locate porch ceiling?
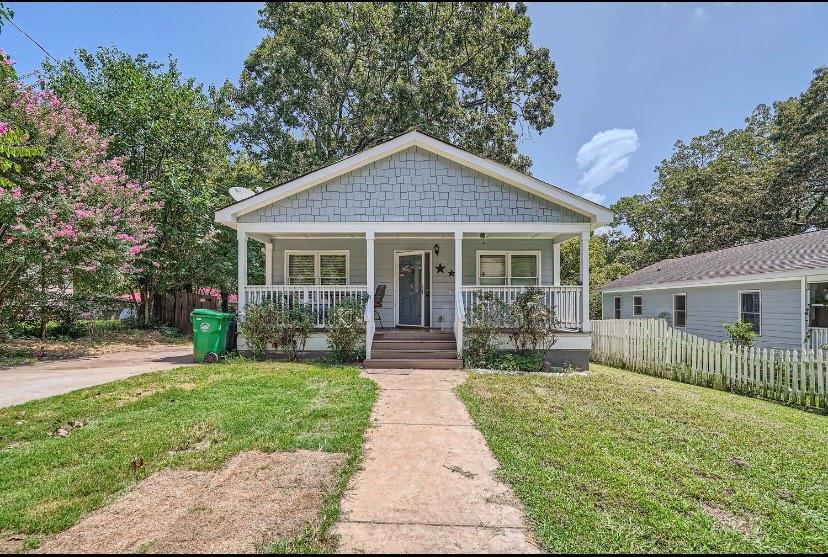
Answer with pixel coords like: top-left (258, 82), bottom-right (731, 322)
top-left (249, 232), bottom-right (581, 243)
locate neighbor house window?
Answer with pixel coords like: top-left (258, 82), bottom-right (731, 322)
top-left (286, 251), bottom-right (348, 285)
top-left (476, 251), bottom-right (540, 286)
top-left (614, 296), bottom-right (622, 319)
top-left (673, 293), bottom-right (686, 328)
top-left (739, 290), bottom-right (761, 335)
top-left (633, 295), bottom-right (643, 316)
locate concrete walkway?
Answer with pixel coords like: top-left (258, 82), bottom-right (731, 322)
top-left (334, 369), bottom-right (539, 554)
top-left (0, 345), bottom-right (192, 408)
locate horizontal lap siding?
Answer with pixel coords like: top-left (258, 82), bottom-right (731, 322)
top-left (602, 280), bottom-right (803, 349)
top-left (270, 238), bottom-right (560, 329)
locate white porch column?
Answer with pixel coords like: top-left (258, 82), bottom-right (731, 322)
top-left (580, 230), bottom-right (591, 332)
top-left (366, 232), bottom-right (375, 310)
top-left (237, 230), bottom-right (248, 316)
top-left (454, 231), bottom-right (463, 299)
top-left (264, 241), bottom-right (273, 286)
top-left (454, 232), bottom-right (464, 355)
top-left (553, 241), bottom-right (561, 286)
top-left (365, 232), bottom-right (375, 359)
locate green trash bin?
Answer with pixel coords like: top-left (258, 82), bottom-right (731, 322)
top-left (191, 308), bottom-right (234, 363)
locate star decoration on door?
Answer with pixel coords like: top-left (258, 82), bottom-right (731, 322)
top-left (435, 263), bottom-right (446, 274)
top-left (448, 269), bottom-right (455, 277)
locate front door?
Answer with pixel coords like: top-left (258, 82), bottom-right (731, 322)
top-left (396, 251), bottom-right (429, 327)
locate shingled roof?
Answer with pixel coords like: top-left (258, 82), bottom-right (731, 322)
top-left (601, 229), bottom-right (828, 291)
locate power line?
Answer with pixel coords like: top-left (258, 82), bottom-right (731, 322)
top-left (5, 15), bottom-right (58, 63)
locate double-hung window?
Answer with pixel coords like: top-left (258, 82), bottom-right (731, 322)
top-left (614, 296), bottom-right (622, 319)
top-left (476, 251), bottom-right (540, 286)
top-left (633, 295), bottom-right (643, 316)
top-left (673, 293), bottom-right (687, 328)
top-left (739, 290), bottom-right (761, 335)
top-left (286, 251), bottom-right (349, 285)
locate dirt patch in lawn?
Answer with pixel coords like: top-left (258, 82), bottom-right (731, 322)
top-left (699, 501), bottom-right (759, 539)
top-left (34, 450), bottom-right (347, 554)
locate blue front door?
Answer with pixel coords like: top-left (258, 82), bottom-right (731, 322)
top-left (398, 253), bottom-right (423, 326)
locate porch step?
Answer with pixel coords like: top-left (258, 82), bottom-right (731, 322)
top-left (367, 328), bottom-right (460, 369)
top-left (371, 349), bottom-right (458, 360)
top-left (373, 330), bottom-right (455, 341)
top-left (364, 358), bottom-right (463, 370)
top-left (372, 340), bottom-right (457, 351)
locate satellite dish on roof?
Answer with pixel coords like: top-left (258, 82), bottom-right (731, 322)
top-left (229, 186), bottom-right (256, 201)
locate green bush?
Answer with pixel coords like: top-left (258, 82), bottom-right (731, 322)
top-left (274, 304), bottom-right (313, 361)
top-left (238, 301), bottom-right (312, 361)
top-left (486, 351), bottom-right (546, 372)
top-left (507, 288), bottom-right (559, 371)
top-left (723, 321), bottom-right (757, 348)
top-left (326, 296), bottom-right (368, 363)
top-left (463, 292), bottom-right (506, 368)
top-left (237, 303), bottom-right (276, 360)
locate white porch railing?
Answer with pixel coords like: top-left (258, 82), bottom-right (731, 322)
top-left (810, 327), bottom-right (828, 350)
top-left (244, 285), bottom-right (369, 328)
top-left (461, 285), bottom-right (583, 331)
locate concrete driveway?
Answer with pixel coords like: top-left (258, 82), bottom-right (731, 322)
top-left (334, 369), bottom-right (539, 554)
top-left (0, 345), bottom-right (193, 408)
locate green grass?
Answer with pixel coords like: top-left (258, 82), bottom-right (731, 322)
top-left (458, 364), bottom-right (828, 553)
top-left (0, 360), bottom-right (377, 551)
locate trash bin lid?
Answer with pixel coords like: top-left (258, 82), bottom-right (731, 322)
top-left (191, 308), bottom-right (234, 319)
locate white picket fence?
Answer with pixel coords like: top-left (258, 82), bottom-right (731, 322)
top-left (591, 319), bottom-right (828, 411)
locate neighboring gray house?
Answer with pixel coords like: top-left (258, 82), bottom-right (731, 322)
top-left (215, 131), bottom-right (614, 369)
top-left (600, 230), bottom-right (828, 350)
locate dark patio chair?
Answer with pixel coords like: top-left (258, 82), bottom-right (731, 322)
top-left (373, 284), bottom-right (387, 329)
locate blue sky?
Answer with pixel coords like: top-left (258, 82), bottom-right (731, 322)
top-left (3, 2), bottom-right (827, 206)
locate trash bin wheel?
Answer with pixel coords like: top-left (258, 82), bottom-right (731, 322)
top-left (204, 352), bottom-right (220, 364)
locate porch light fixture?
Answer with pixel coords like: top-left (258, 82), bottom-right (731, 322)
top-left (433, 244), bottom-right (440, 256)
top-left (480, 232), bottom-right (486, 245)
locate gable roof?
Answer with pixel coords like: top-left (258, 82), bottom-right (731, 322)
top-left (601, 229), bottom-right (828, 292)
top-left (215, 130), bottom-right (613, 227)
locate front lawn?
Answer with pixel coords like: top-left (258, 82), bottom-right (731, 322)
top-left (458, 364), bottom-right (828, 553)
top-left (0, 360), bottom-right (377, 552)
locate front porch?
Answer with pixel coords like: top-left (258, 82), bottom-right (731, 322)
top-left (235, 225), bottom-right (593, 362)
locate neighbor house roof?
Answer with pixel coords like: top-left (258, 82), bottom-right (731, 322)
top-left (215, 130), bottom-right (614, 227)
top-left (600, 229), bottom-right (828, 292)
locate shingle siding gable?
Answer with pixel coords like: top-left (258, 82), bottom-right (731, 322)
top-left (238, 146), bottom-right (589, 223)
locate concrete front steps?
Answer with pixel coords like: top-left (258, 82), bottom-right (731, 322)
top-left (364, 329), bottom-right (463, 369)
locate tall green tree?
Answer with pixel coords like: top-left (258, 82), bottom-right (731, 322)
top-left (773, 67), bottom-right (828, 230)
top-left (235, 2), bottom-right (559, 179)
top-left (609, 67), bottom-right (827, 269)
top-left (44, 48), bottom-right (236, 322)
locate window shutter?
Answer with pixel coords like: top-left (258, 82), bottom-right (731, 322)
top-left (320, 254), bottom-right (347, 285)
top-left (479, 254), bottom-right (506, 285)
top-left (288, 254), bottom-right (316, 285)
top-left (510, 254), bottom-right (538, 285)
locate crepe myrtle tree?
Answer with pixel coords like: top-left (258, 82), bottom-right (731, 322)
top-left (0, 55), bottom-right (154, 335)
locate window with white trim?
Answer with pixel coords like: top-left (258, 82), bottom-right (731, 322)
top-left (286, 251), bottom-right (348, 285)
top-left (614, 296), bottom-right (621, 319)
top-left (673, 293), bottom-right (686, 328)
top-left (476, 251), bottom-right (540, 286)
top-left (739, 291), bottom-right (761, 335)
top-left (633, 295), bottom-right (643, 316)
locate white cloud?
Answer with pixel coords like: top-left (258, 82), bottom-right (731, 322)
top-left (575, 128), bottom-right (639, 202)
top-left (693, 6), bottom-right (708, 23)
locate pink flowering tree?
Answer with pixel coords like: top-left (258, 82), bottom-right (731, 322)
top-left (0, 51), bottom-right (154, 335)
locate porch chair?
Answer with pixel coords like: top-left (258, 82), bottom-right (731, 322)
top-left (373, 284), bottom-right (387, 329)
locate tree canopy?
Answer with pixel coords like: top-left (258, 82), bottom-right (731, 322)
top-left (234, 1), bottom-right (560, 180)
top-left (609, 67), bottom-right (828, 269)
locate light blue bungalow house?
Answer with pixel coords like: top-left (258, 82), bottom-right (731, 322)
top-left (215, 131), bottom-right (614, 369)
top-left (600, 230), bottom-right (828, 350)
